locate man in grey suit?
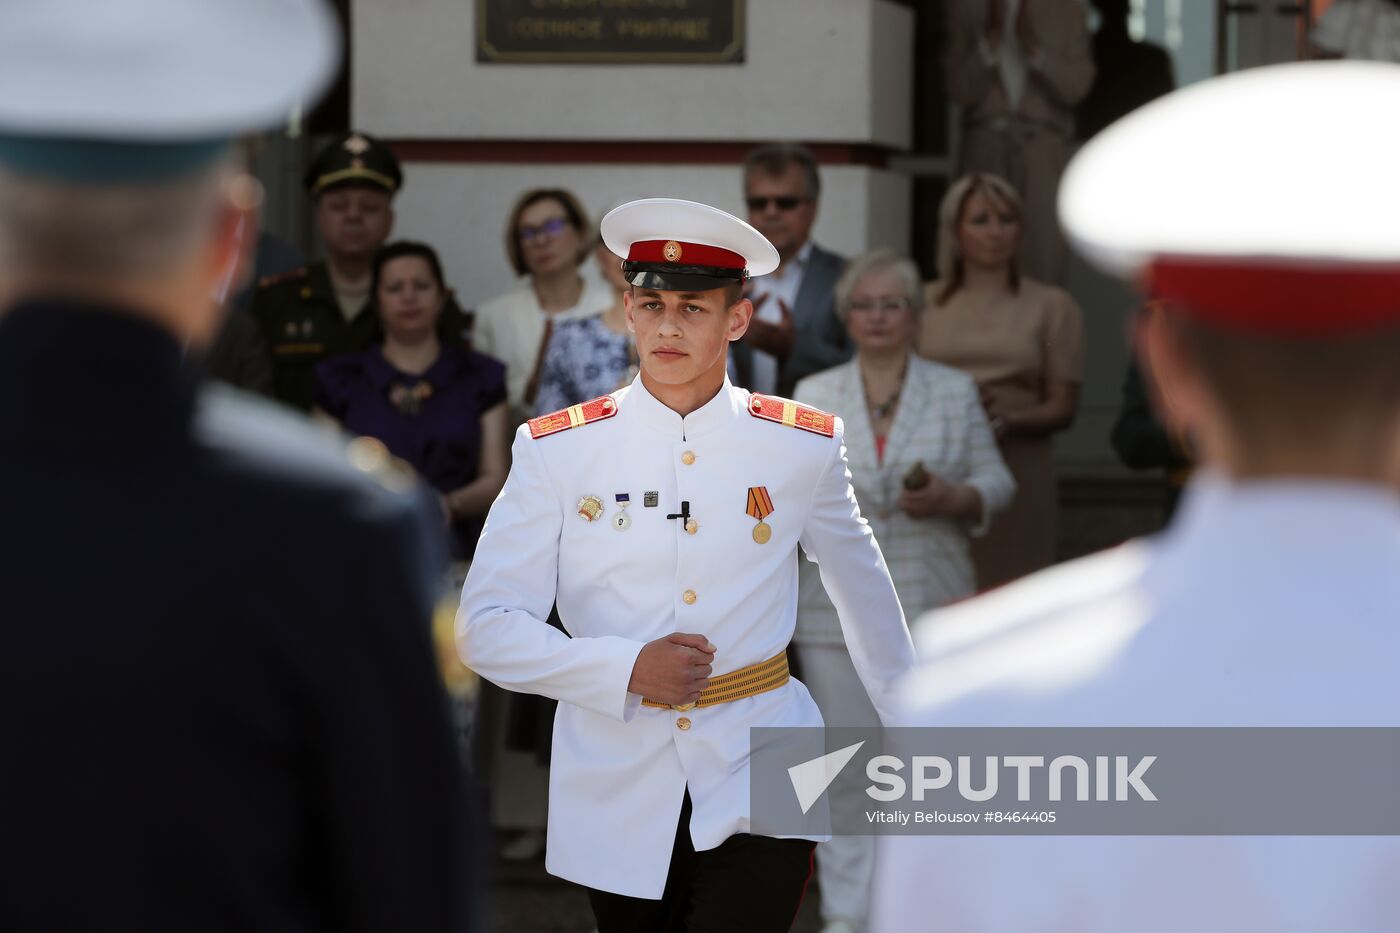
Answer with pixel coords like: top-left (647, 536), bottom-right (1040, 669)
top-left (738, 143), bottom-right (850, 398)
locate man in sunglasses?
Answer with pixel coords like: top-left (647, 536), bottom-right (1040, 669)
top-left (739, 143), bottom-right (850, 398)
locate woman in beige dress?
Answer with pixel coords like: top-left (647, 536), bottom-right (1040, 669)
top-left (918, 172), bottom-right (1085, 588)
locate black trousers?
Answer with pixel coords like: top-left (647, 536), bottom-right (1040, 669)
top-left (587, 791), bottom-right (817, 933)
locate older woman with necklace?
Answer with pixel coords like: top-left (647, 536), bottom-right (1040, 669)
top-left (792, 249), bottom-right (1014, 933)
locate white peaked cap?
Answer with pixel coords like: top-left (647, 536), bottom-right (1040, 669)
top-left (602, 198), bottom-right (781, 282)
top-left (1059, 60), bottom-right (1400, 333)
top-left (0, 0), bottom-right (339, 139)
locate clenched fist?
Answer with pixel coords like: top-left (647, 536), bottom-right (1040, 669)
top-left (628, 633), bottom-right (716, 706)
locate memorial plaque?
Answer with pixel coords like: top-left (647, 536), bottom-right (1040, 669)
top-left (477, 0), bottom-right (744, 63)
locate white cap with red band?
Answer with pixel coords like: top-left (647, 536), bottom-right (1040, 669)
top-left (1059, 60), bottom-right (1400, 334)
top-left (601, 198), bottom-right (780, 292)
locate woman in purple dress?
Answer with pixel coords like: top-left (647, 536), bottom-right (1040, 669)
top-left (315, 242), bottom-right (508, 559)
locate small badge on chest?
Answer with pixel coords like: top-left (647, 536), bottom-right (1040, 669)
top-left (577, 495), bottom-right (604, 522)
top-left (612, 493), bottom-right (632, 531)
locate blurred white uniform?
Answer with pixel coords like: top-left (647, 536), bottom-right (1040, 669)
top-left (874, 59), bottom-right (1400, 932)
top-left (871, 475), bottom-right (1400, 932)
top-left (459, 375), bottom-right (916, 898)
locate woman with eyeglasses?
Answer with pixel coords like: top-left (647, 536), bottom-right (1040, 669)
top-left (532, 240), bottom-right (638, 417)
top-left (472, 188), bottom-right (614, 424)
top-left (792, 249), bottom-right (1014, 933)
top-left (918, 172), bottom-right (1085, 589)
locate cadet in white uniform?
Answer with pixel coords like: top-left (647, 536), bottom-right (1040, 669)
top-left (458, 199), bottom-right (917, 931)
top-left (871, 62), bottom-right (1400, 932)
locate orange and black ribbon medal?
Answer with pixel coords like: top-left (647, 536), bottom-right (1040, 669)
top-left (746, 486), bottom-right (774, 544)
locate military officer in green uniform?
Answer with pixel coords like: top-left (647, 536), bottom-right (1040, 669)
top-left (252, 130), bottom-right (472, 410)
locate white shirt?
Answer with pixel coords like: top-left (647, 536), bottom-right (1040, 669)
top-left (998, 0), bottom-right (1027, 110)
top-left (870, 473), bottom-right (1400, 933)
top-left (457, 375), bottom-right (916, 898)
top-left (743, 240), bottom-right (812, 396)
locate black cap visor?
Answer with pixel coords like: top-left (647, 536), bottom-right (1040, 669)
top-left (623, 262), bottom-right (747, 293)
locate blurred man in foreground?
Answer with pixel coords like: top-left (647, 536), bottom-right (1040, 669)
top-left (872, 61), bottom-right (1400, 932)
top-left (0, 1), bottom-right (478, 930)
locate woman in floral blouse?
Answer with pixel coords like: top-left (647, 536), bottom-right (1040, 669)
top-left (533, 241), bottom-right (637, 415)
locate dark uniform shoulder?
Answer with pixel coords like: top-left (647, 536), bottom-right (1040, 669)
top-left (257, 265), bottom-right (308, 290)
top-left (193, 384), bottom-right (422, 510)
top-left (526, 394), bottom-right (619, 440)
top-left (249, 265), bottom-right (319, 325)
top-left (746, 392), bottom-right (836, 437)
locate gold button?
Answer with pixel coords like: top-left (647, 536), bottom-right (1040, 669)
top-left (676, 717), bottom-right (692, 731)
top-left (681, 450), bottom-right (696, 465)
top-left (685, 518), bottom-right (698, 535)
top-left (682, 589), bottom-right (697, 605)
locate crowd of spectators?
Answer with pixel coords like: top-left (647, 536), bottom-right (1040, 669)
top-left (191, 10), bottom-right (1211, 922)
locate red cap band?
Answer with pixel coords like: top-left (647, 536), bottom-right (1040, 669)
top-left (627, 240), bottom-right (746, 270)
top-left (1147, 257), bottom-right (1400, 335)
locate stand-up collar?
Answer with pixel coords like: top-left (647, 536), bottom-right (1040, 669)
top-left (624, 373), bottom-right (744, 441)
top-left (0, 299), bottom-right (196, 449)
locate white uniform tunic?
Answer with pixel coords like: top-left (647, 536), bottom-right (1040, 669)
top-left (871, 473), bottom-right (1400, 932)
top-left (459, 375), bottom-right (916, 898)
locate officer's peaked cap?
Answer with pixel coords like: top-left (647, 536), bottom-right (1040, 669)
top-left (602, 198), bottom-right (781, 292)
top-left (1060, 60), bottom-right (1400, 334)
top-left (0, 0), bottom-right (339, 182)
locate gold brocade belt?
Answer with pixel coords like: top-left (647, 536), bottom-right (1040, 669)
top-left (642, 651), bottom-right (790, 712)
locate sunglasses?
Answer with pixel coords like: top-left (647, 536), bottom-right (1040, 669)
top-left (519, 216), bottom-right (573, 243)
top-left (745, 196), bottom-right (809, 212)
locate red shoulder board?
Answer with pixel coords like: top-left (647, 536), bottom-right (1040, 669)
top-left (747, 394), bottom-right (835, 437)
top-left (528, 395), bottom-right (619, 440)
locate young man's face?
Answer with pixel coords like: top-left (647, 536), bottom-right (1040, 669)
top-left (625, 284), bottom-right (751, 389)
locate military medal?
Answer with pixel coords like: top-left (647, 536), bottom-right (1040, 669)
top-left (746, 486), bottom-right (774, 544)
top-left (612, 493), bottom-right (632, 531)
top-left (577, 495), bottom-right (604, 522)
